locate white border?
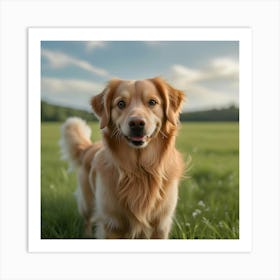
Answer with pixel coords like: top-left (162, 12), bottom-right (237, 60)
top-left (28, 27), bottom-right (252, 253)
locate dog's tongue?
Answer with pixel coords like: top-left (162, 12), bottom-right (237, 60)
top-left (130, 136), bottom-right (144, 141)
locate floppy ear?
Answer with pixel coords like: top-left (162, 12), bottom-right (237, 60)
top-left (91, 89), bottom-right (109, 129)
top-left (150, 77), bottom-right (185, 126)
top-left (91, 79), bottom-right (122, 129)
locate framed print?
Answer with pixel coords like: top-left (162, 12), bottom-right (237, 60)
top-left (28, 27), bottom-right (252, 253)
top-left (1, 1), bottom-right (279, 280)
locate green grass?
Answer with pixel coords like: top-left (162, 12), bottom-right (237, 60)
top-left (41, 122), bottom-right (239, 239)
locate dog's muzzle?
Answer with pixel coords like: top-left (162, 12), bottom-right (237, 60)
top-left (126, 117), bottom-right (147, 147)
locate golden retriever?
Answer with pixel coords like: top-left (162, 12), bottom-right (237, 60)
top-left (60, 77), bottom-right (185, 239)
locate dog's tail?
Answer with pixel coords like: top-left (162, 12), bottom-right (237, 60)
top-left (59, 117), bottom-right (92, 171)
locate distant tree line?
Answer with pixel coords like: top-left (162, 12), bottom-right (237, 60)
top-left (41, 101), bottom-right (97, 122)
top-left (180, 105), bottom-right (239, 122)
top-left (41, 101), bottom-right (239, 122)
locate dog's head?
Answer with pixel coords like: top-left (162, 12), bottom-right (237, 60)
top-left (91, 77), bottom-right (184, 149)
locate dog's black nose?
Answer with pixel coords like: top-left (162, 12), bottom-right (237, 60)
top-left (128, 117), bottom-right (145, 129)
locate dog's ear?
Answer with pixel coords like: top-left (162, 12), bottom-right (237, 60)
top-left (150, 77), bottom-right (185, 126)
top-left (91, 79), bottom-right (122, 129)
top-left (91, 89), bottom-right (109, 129)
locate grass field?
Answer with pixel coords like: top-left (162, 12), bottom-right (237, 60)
top-left (41, 121), bottom-right (239, 239)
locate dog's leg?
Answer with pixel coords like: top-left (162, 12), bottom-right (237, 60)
top-left (151, 216), bottom-right (173, 239)
top-left (151, 180), bottom-right (179, 239)
top-left (95, 223), bottom-right (124, 239)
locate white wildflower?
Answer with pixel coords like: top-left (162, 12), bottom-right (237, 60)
top-left (192, 209), bottom-right (202, 218)
top-left (198, 200), bottom-right (206, 208)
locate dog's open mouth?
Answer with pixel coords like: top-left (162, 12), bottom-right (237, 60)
top-left (125, 135), bottom-right (147, 147)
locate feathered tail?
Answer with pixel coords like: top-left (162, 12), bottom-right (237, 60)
top-left (59, 117), bottom-right (92, 171)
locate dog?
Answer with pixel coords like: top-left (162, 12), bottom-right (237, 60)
top-left (60, 77), bottom-right (185, 239)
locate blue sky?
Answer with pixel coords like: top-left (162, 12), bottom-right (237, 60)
top-left (41, 41), bottom-right (239, 112)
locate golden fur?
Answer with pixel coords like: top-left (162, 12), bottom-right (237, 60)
top-left (60, 77), bottom-right (185, 239)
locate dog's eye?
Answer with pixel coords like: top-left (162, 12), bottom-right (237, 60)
top-left (117, 100), bottom-right (126, 109)
top-left (148, 99), bottom-right (157, 107)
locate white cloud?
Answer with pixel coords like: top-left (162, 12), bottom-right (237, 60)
top-left (169, 57), bottom-right (239, 111)
top-left (208, 57), bottom-right (239, 80)
top-left (41, 77), bottom-right (104, 110)
top-left (171, 57), bottom-right (238, 85)
top-left (42, 77), bottom-right (103, 93)
top-left (171, 65), bottom-right (203, 85)
top-left (85, 41), bottom-right (106, 52)
top-left (184, 84), bottom-right (238, 111)
top-left (41, 49), bottom-right (110, 77)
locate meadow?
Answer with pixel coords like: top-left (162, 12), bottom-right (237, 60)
top-left (41, 122), bottom-right (239, 239)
